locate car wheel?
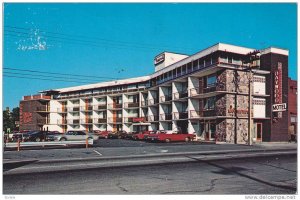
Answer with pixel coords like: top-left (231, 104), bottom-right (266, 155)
top-left (87, 137), bottom-right (92, 140)
top-left (36, 138), bottom-right (41, 142)
top-left (60, 138), bottom-right (66, 141)
top-left (184, 137), bottom-right (190, 142)
top-left (165, 138), bottom-right (171, 143)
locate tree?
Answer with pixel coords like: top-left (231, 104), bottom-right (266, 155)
top-left (11, 107), bottom-right (20, 131)
top-left (3, 107), bottom-right (20, 133)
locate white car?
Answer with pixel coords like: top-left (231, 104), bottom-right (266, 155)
top-left (54, 131), bottom-right (97, 141)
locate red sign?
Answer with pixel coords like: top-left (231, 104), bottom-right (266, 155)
top-left (274, 62), bottom-right (282, 104)
top-left (133, 117), bottom-right (145, 123)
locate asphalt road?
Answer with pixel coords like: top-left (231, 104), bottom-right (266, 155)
top-left (5, 139), bottom-right (293, 161)
top-left (3, 154), bottom-right (297, 195)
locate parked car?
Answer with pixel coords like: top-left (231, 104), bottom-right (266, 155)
top-left (146, 132), bottom-right (196, 143)
top-left (45, 131), bottom-right (63, 141)
top-left (93, 130), bottom-right (111, 139)
top-left (133, 131), bottom-right (156, 140)
top-left (12, 131), bottom-right (35, 142)
top-left (107, 131), bottom-right (127, 139)
top-left (54, 131), bottom-right (95, 141)
top-left (124, 131), bottom-right (138, 140)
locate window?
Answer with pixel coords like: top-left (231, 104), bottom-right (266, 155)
top-left (207, 75), bottom-right (217, 87)
top-left (204, 97), bottom-right (215, 109)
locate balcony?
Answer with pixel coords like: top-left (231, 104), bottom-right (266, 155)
top-left (68, 107), bottom-right (80, 112)
top-left (148, 115), bottom-right (159, 122)
top-left (37, 119), bottom-right (49, 124)
top-left (94, 104), bottom-right (107, 110)
top-left (159, 113), bottom-right (172, 121)
top-left (107, 117), bottom-right (123, 123)
top-left (160, 95), bottom-right (172, 103)
top-left (173, 91), bottom-right (188, 100)
top-left (173, 112), bottom-right (188, 120)
top-left (23, 94), bottom-right (51, 101)
top-left (94, 118), bottom-right (107, 124)
top-left (67, 119), bottom-right (80, 125)
top-left (189, 109), bottom-right (216, 118)
top-left (124, 117), bottom-right (134, 123)
top-left (57, 119), bottom-right (68, 125)
top-left (80, 106), bottom-right (93, 112)
top-left (190, 110), bottom-right (203, 118)
top-left (124, 102), bottom-right (139, 108)
top-left (141, 101), bottom-right (148, 107)
top-left (57, 108), bottom-right (68, 113)
top-left (203, 109), bottom-right (216, 117)
top-left (36, 106), bottom-right (50, 112)
top-left (80, 118), bottom-right (93, 124)
top-left (148, 99), bottom-right (159, 106)
top-left (203, 86), bottom-right (216, 93)
top-left (108, 103), bottom-right (122, 109)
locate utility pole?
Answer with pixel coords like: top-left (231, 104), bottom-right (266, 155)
top-left (244, 50), bottom-right (260, 146)
top-left (248, 68), bottom-right (253, 146)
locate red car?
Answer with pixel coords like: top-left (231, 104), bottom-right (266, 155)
top-left (147, 132), bottom-right (195, 143)
top-left (94, 130), bottom-right (111, 139)
top-left (133, 131), bottom-right (155, 140)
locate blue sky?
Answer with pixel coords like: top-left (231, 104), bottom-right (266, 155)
top-left (3, 3), bottom-right (297, 109)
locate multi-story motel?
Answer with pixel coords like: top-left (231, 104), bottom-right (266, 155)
top-left (19, 43), bottom-right (290, 144)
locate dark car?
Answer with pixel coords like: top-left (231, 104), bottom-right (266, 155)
top-left (107, 131), bottom-right (127, 139)
top-left (12, 131), bottom-right (35, 142)
top-left (124, 131), bottom-right (138, 140)
top-left (24, 131), bottom-right (49, 142)
top-left (45, 131), bottom-right (62, 141)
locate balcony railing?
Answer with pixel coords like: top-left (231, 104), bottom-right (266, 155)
top-left (148, 99), bottom-right (159, 105)
top-left (123, 117), bottom-right (136, 123)
top-left (80, 118), bottom-right (93, 124)
top-left (148, 115), bottom-right (159, 122)
top-left (57, 108), bottom-right (68, 113)
top-left (141, 101), bottom-right (148, 107)
top-left (190, 110), bottom-right (203, 118)
top-left (203, 86), bottom-right (216, 93)
top-left (107, 117), bottom-right (123, 123)
top-left (67, 119), bottom-right (80, 125)
top-left (80, 106), bottom-right (93, 112)
top-left (203, 109), bottom-right (216, 117)
top-left (108, 103), bottom-right (122, 109)
top-left (57, 119), bottom-right (68, 124)
top-left (173, 112), bottom-right (188, 120)
top-left (94, 118), bottom-right (107, 123)
top-left (160, 95), bottom-right (172, 103)
top-left (36, 106), bottom-right (50, 112)
top-left (94, 104), bottom-right (107, 110)
top-left (189, 109), bottom-right (216, 118)
top-left (37, 119), bottom-right (49, 124)
top-left (68, 107), bottom-right (80, 112)
top-left (159, 113), bottom-right (172, 121)
top-left (173, 91), bottom-right (188, 100)
top-left (124, 102), bottom-right (139, 108)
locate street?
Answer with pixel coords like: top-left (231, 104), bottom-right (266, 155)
top-left (3, 154), bottom-right (296, 194)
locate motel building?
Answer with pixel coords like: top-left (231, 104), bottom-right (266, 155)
top-left (19, 43), bottom-right (291, 144)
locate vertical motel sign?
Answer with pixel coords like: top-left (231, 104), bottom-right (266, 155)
top-left (272, 62), bottom-right (286, 117)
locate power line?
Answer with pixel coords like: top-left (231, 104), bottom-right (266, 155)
top-left (3, 71), bottom-right (114, 82)
top-left (3, 74), bottom-right (100, 84)
top-left (4, 32), bottom-right (159, 52)
top-left (4, 25), bottom-right (196, 52)
top-left (4, 67), bottom-right (121, 80)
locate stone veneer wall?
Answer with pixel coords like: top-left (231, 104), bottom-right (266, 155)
top-left (215, 69), bottom-right (251, 144)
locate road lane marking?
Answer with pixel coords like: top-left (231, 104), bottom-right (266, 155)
top-left (93, 150), bottom-right (102, 156)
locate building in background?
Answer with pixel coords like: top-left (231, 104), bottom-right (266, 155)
top-left (288, 78), bottom-right (297, 142)
top-left (19, 43), bottom-right (292, 144)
